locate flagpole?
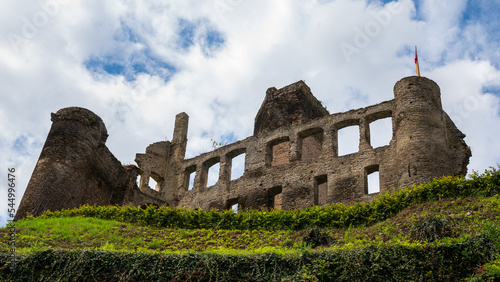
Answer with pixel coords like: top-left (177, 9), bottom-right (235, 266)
top-left (415, 46), bottom-right (421, 77)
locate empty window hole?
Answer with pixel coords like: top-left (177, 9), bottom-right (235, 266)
top-left (148, 178), bottom-right (159, 191)
top-left (230, 153), bottom-right (246, 180)
top-left (367, 171), bottom-right (380, 194)
top-left (338, 125), bottom-right (359, 156)
top-left (188, 171), bottom-right (196, 190)
top-left (231, 203), bottom-right (239, 213)
top-left (206, 162), bottom-right (220, 187)
top-left (370, 117), bottom-right (392, 148)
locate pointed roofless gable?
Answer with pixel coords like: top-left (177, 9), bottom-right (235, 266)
top-left (254, 80), bottom-right (329, 136)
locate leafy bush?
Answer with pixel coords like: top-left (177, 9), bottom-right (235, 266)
top-left (4, 166), bottom-right (500, 281)
top-left (0, 235), bottom-right (495, 281)
top-left (410, 216), bottom-right (452, 241)
top-left (302, 228), bottom-right (333, 248)
top-left (29, 166), bottom-right (500, 232)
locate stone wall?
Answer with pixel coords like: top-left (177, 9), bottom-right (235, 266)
top-left (135, 76), bottom-right (470, 211)
top-left (16, 76), bottom-right (471, 219)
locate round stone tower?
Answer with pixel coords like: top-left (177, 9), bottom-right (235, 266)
top-left (393, 76), bottom-right (452, 188)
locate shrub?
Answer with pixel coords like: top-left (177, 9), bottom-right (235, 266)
top-left (0, 235), bottom-right (494, 281)
top-left (410, 216), bottom-right (452, 241)
top-left (29, 166), bottom-right (500, 232)
top-left (302, 228), bottom-right (333, 248)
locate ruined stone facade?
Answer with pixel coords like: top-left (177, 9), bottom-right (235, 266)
top-left (15, 76), bottom-right (471, 220)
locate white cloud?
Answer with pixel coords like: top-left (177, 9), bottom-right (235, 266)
top-left (1, 0), bottom-right (499, 227)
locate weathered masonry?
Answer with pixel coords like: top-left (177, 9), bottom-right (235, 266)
top-left (15, 76), bottom-right (471, 220)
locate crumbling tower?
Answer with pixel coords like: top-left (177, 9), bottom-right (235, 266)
top-left (135, 112), bottom-right (189, 204)
top-left (14, 107), bottom-right (145, 220)
top-left (393, 76), bottom-right (470, 188)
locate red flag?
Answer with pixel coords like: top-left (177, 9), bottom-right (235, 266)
top-left (415, 46), bottom-right (421, 77)
top-left (414, 46), bottom-right (418, 64)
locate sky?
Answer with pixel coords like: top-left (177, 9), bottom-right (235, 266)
top-left (1, 0), bottom-right (499, 227)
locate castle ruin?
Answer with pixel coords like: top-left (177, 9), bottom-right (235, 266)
top-left (15, 76), bottom-right (471, 220)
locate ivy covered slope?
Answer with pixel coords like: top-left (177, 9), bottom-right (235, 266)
top-left (1, 167), bottom-right (500, 281)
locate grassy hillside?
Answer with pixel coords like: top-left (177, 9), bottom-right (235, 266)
top-left (1, 167), bottom-right (500, 281)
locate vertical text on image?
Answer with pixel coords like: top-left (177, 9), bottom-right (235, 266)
top-left (7, 167), bottom-right (17, 272)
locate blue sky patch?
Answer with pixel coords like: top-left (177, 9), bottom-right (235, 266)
top-left (221, 132), bottom-right (237, 145)
top-left (114, 24), bottom-right (140, 43)
top-left (412, 0), bottom-right (424, 22)
top-left (102, 61), bottom-right (125, 76)
top-left (202, 28), bottom-right (225, 56)
top-left (175, 18), bottom-right (225, 55)
top-left (12, 136), bottom-right (28, 154)
top-left (84, 22), bottom-right (177, 82)
top-left (12, 135), bottom-right (40, 156)
top-left (396, 45), bottom-right (414, 59)
top-left (461, 0), bottom-right (500, 27)
top-left (462, 0), bottom-right (500, 41)
top-left (177, 18), bottom-right (197, 50)
top-left (84, 18), bottom-right (225, 81)
top-left (482, 85), bottom-right (500, 98)
top-left (84, 50), bottom-right (176, 82)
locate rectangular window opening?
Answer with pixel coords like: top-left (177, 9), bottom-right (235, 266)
top-left (188, 172), bottom-right (196, 190)
top-left (136, 175), bottom-right (141, 188)
top-left (315, 175), bottom-right (328, 206)
top-left (206, 162), bottom-right (220, 187)
top-left (366, 165), bottom-right (380, 194)
top-left (148, 178), bottom-right (159, 191)
top-left (269, 186), bottom-right (283, 210)
top-left (230, 152), bottom-right (246, 181)
top-left (270, 139), bottom-right (290, 167)
top-left (231, 203), bottom-right (238, 213)
top-left (369, 117), bottom-right (392, 148)
top-left (338, 125), bottom-right (359, 156)
top-left (300, 130), bottom-right (323, 160)
top-left (148, 173), bottom-right (163, 191)
top-left (227, 198), bottom-right (239, 213)
top-left (185, 166), bottom-right (196, 191)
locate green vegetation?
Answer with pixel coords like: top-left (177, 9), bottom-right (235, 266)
top-left (210, 138), bottom-right (227, 149)
top-left (0, 217), bottom-right (301, 254)
top-left (1, 166), bottom-right (499, 281)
